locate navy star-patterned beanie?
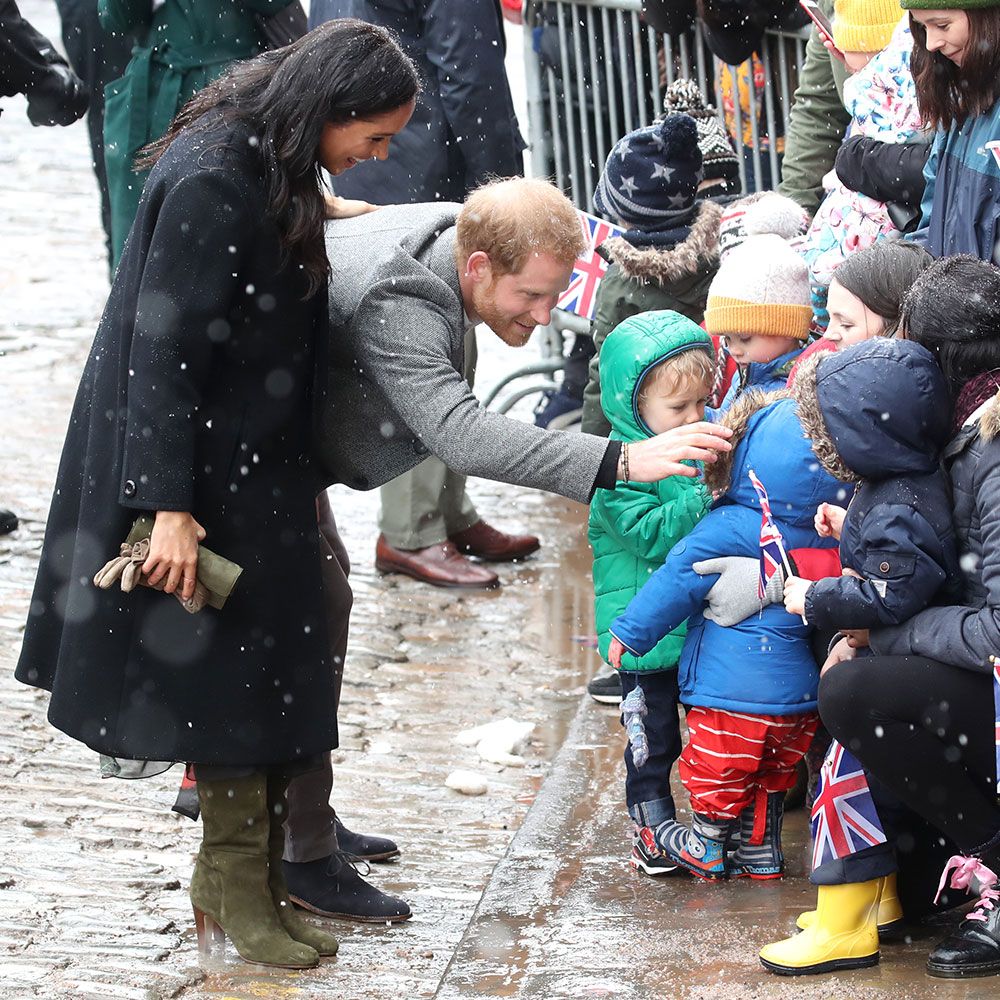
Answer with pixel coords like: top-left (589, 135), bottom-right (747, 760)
top-left (593, 113), bottom-right (703, 232)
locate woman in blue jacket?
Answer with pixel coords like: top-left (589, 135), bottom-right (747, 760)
top-left (904, 1), bottom-right (1000, 261)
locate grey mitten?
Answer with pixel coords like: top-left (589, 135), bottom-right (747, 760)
top-left (694, 556), bottom-right (785, 627)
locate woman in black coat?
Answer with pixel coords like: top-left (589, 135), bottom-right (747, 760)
top-left (15, 19), bottom-right (419, 969)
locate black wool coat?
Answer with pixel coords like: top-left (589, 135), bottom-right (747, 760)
top-left (15, 112), bottom-right (338, 767)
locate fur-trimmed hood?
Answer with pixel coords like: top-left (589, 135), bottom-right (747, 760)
top-left (702, 391), bottom-right (844, 529)
top-left (791, 339), bottom-right (951, 482)
top-left (976, 392), bottom-right (1000, 442)
top-left (601, 200), bottom-right (721, 286)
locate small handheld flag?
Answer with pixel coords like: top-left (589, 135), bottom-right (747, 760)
top-left (556, 211), bottom-right (625, 321)
top-left (748, 468), bottom-right (793, 600)
top-left (810, 742), bottom-right (887, 872)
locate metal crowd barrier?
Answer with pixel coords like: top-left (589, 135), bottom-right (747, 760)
top-left (487, 1), bottom-right (810, 418)
top-left (523, 0), bottom-right (810, 208)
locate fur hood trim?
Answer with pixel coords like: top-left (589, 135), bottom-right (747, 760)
top-left (790, 353), bottom-right (861, 485)
top-left (702, 388), bottom-right (790, 496)
top-left (602, 200), bottom-right (722, 285)
top-left (980, 392), bottom-right (1000, 442)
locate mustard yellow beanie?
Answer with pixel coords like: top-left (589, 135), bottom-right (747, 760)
top-left (704, 235), bottom-right (812, 341)
top-left (833, 0), bottom-right (901, 54)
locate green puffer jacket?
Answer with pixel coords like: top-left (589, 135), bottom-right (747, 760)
top-left (588, 311), bottom-right (713, 672)
top-left (580, 199), bottom-right (721, 437)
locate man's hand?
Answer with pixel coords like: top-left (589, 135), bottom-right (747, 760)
top-left (783, 575), bottom-right (812, 618)
top-left (815, 502), bottom-right (846, 541)
top-left (324, 194), bottom-right (380, 219)
top-left (821, 636), bottom-right (856, 675)
top-left (608, 636), bottom-right (626, 670)
top-left (623, 422), bottom-right (732, 482)
top-left (143, 511), bottom-right (206, 602)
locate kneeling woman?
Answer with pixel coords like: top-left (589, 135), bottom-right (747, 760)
top-left (15, 20), bottom-right (418, 968)
top-left (818, 256), bottom-right (1000, 979)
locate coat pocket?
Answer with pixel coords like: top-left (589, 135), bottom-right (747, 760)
top-left (861, 549), bottom-right (916, 579)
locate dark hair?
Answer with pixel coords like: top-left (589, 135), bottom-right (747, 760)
top-left (833, 240), bottom-right (934, 338)
top-left (900, 254), bottom-right (1000, 401)
top-left (909, 9), bottom-right (1000, 130)
top-left (139, 19), bottom-right (420, 297)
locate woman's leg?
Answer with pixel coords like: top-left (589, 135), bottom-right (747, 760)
top-left (820, 656), bottom-right (999, 854)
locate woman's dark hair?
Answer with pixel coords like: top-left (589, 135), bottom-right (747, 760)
top-left (900, 254), bottom-right (1000, 400)
top-left (139, 19), bottom-right (420, 297)
top-left (909, 9), bottom-right (1000, 130)
top-left (833, 240), bottom-right (934, 338)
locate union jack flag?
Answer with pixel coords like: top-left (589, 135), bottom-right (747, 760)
top-left (992, 655), bottom-right (1000, 793)
top-left (556, 211), bottom-right (625, 321)
top-left (810, 741), bottom-right (887, 871)
top-left (748, 468), bottom-right (788, 600)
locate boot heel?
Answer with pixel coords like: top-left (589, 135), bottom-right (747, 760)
top-left (194, 907), bottom-right (226, 958)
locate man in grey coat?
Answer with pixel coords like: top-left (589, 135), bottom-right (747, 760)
top-left (310, 0), bottom-right (530, 591)
top-left (283, 178), bottom-right (733, 921)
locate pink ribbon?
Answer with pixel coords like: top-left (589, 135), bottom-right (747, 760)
top-left (935, 854), bottom-right (999, 905)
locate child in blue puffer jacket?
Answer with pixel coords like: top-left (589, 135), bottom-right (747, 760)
top-left (610, 392), bottom-right (843, 880)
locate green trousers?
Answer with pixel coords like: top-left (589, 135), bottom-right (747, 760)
top-left (377, 327), bottom-right (480, 549)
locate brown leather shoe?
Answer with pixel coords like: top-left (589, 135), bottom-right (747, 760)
top-left (375, 534), bottom-right (499, 589)
top-left (448, 520), bottom-right (541, 562)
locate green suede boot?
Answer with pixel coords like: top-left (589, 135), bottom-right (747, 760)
top-left (267, 774), bottom-right (339, 956)
top-left (191, 773), bottom-right (319, 968)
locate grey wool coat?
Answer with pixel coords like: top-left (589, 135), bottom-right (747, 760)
top-left (15, 112), bottom-right (338, 767)
top-left (315, 203), bottom-right (614, 503)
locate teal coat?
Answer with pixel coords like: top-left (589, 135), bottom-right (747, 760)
top-left (588, 311), bottom-right (713, 672)
top-left (100, 0), bottom-right (290, 265)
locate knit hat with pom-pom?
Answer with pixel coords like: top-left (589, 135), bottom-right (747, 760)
top-left (705, 234), bottom-right (812, 340)
top-left (661, 78), bottom-right (739, 188)
top-left (718, 191), bottom-right (809, 260)
top-left (593, 113), bottom-right (703, 231)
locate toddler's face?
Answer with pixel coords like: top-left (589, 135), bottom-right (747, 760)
top-left (638, 377), bottom-right (710, 435)
top-left (826, 279), bottom-right (886, 349)
top-left (724, 334), bottom-right (800, 367)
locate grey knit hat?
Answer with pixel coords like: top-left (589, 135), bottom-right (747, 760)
top-left (661, 79), bottom-right (739, 187)
top-left (593, 113), bottom-right (703, 231)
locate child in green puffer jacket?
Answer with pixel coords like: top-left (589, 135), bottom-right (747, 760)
top-left (588, 309), bottom-right (716, 876)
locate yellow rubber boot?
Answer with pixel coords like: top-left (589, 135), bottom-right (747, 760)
top-left (796, 874), bottom-right (903, 934)
top-left (760, 879), bottom-right (881, 975)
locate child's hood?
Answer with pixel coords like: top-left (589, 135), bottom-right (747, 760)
top-left (601, 200), bottom-right (721, 285)
top-left (703, 392), bottom-right (846, 527)
top-left (843, 18), bottom-right (919, 142)
top-left (599, 309), bottom-right (715, 440)
top-left (792, 339), bottom-right (951, 483)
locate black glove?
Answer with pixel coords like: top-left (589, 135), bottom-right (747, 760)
top-left (26, 59), bottom-right (89, 126)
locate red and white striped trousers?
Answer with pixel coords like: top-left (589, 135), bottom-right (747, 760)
top-left (680, 706), bottom-right (818, 840)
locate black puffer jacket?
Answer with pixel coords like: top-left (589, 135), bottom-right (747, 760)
top-left (792, 340), bottom-right (960, 631)
top-left (871, 390), bottom-right (1000, 672)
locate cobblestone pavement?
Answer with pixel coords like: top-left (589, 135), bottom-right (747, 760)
top-left (0, 5), bottom-right (598, 998)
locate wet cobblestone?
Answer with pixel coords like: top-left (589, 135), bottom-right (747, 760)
top-left (0, 5), bottom-right (596, 998)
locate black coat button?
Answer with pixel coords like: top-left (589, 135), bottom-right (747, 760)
top-left (412, 439), bottom-right (428, 455)
top-left (123, 480), bottom-right (137, 498)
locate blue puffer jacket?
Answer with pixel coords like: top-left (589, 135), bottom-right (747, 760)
top-left (717, 346), bottom-right (803, 413)
top-left (912, 97), bottom-right (1000, 262)
top-left (611, 394), bottom-right (842, 715)
top-left (794, 340), bottom-right (960, 629)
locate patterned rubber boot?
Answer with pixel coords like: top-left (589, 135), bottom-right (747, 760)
top-left (732, 792), bottom-right (785, 879)
top-left (630, 824), bottom-right (679, 876)
top-left (663, 813), bottom-right (731, 881)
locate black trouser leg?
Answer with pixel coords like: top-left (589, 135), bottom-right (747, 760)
top-left (820, 655), bottom-right (1000, 855)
